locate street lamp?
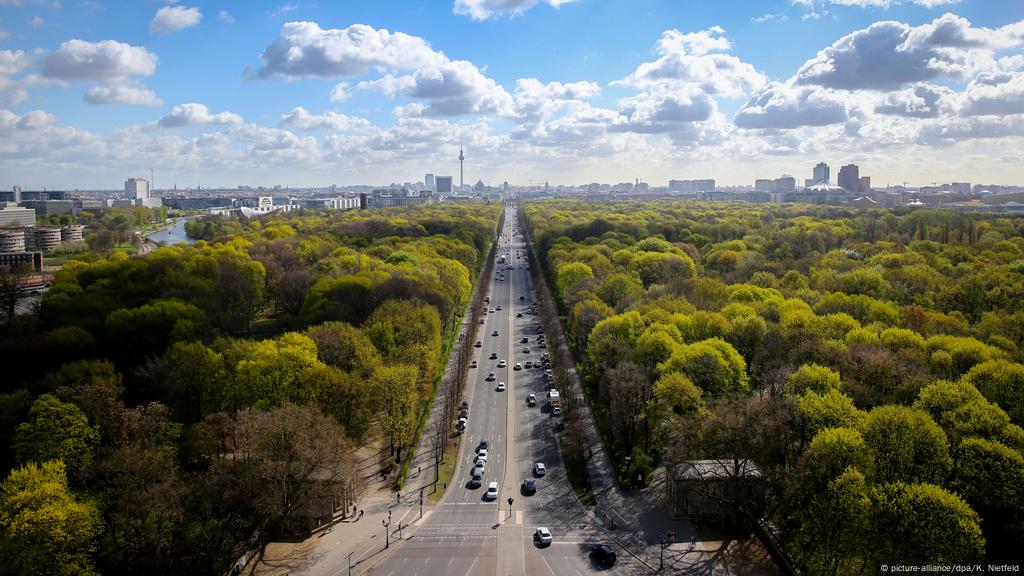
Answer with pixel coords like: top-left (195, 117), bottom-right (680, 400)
top-left (507, 497), bottom-right (514, 519)
top-left (382, 510), bottom-right (392, 549)
top-left (658, 530), bottom-right (676, 570)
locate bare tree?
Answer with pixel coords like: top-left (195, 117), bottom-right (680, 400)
top-left (0, 262), bottom-right (33, 328)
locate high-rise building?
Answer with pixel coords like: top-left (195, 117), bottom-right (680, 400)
top-left (838, 164), bottom-right (860, 193)
top-left (773, 176), bottom-right (796, 193)
top-left (669, 179), bottom-right (716, 193)
top-left (11, 186), bottom-right (21, 204)
top-left (813, 162), bottom-right (830, 184)
top-left (458, 133), bottom-right (465, 192)
top-left (754, 179), bottom-right (772, 193)
top-left (125, 178), bottom-right (150, 200)
top-left (436, 176), bottom-right (453, 194)
top-left (859, 176), bottom-right (871, 193)
top-left (951, 182), bottom-right (971, 195)
top-left (424, 174), bottom-right (435, 192)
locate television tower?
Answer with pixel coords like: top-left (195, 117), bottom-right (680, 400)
top-left (459, 129), bottom-right (465, 193)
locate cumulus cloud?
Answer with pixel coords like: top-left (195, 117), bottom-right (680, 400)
top-left (15, 109), bottom-right (55, 130)
top-left (959, 71), bottom-right (1024, 117)
top-left (874, 84), bottom-right (953, 118)
top-left (796, 14), bottom-right (1023, 91)
top-left (42, 39), bottom-right (157, 83)
top-left (85, 84), bottom-right (162, 106)
top-left (359, 60), bottom-right (515, 117)
top-left (453, 0), bottom-right (577, 21)
top-left (792, 0), bottom-right (960, 7)
top-left (616, 27), bottom-right (766, 97)
top-left (158, 103), bottom-right (242, 128)
top-left (734, 82), bottom-right (849, 129)
top-left (329, 82), bottom-right (351, 102)
top-left (256, 22), bottom-right (446, 79)
top-left (217, 10), bottom-right (234, 24)
top-left (610, 92), bottom-right (716, 134)
top-left (150, 5), bottom-right (202, 34)
top-left (279, 106), bottom-right (370, 131)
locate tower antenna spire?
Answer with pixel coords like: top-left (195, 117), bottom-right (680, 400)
top-left (459, 128), bottom-right (465, 193)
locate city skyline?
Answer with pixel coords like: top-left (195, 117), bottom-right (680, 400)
top-left (1, 0), bottom-right (1023, 189)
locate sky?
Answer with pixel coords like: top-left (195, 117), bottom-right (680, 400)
top-left (1, 0), bottom-right (1023, 190)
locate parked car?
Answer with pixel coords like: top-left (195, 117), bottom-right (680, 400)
top-left (479, 439), bottom-right (489, 450)
top-left (552, 406), bottom-right (562, 416)
top-left (535, 527), bottom-right (552, 546)
top-left (527, 393), bottom-right (536, 406)
top-left (533, 463), bottom-right (547, 476)
top-left (475, 340), bottom-right (482, 348)
top-left (521, 337), bottom-right (529, 343)
top-left (525, 361), bottom-right (533, 369)
top-left (523, 478), bottom-right (536, 494)
top-left (470, 360), bottom-right (478, 368)
top-left (514, 363), bottom-right (522, 371)
top-left (516, 313), bottom-right (523, 317)
top-left (523, 347), bottom-right (531, 353)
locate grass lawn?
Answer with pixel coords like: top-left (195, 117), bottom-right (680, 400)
top-left (429, 442), bottom-right (459, 504)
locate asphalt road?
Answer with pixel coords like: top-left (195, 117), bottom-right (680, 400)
top-left (368, 205), bottom-right (642, 576)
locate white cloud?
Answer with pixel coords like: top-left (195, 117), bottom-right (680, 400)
top-left (453, 0), bottom-right (577, 21)
top-left (792, 0), bottom-right (960, 7)
top-left (734, 81), bottom-right (849, 129)
top-left (0, 50), bottom-right (31, 76)
top-left (329, 82), bottom-right (351, 102)
top-left (616, 27), bottom-right (766, 97)
top-left (256, 22), bottom-right (446, 79)
top-left (29, 15), bottom-right (45, 29)
top-left (610, 92), bottom-right (716, 134)
top-left (42, 39), bottom-right (157, 82)
top-left (752, 13), bottom-right (787, 24)
top-left (85, 84), bottom-right (162, 106)
top-left (874, 84), bottom-right (954, 118)
top-left (796, 14), bottom-right (1023, 91)
top-left (279, 106), bottom-right (370, 131)
top-left (959, 71), bottom-right (1024, 117)
top-left (358, 60), bottom-right (515, 117)
top-left (158, 103), bottom-right (242, 128)
top-left (150, 5), bottom-right (202, 34)
top-left (15, 109), bottom-right (54, 130)
top-left (218, 10), bottom-right (234, 24)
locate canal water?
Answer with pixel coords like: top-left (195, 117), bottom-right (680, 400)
top-left (146, 217), bottom-right (196, 245)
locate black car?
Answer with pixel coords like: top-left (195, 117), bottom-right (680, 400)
top-left (479, 439), bottom-right (489, 450)
top-left (591, 544), bottom-right (617, 566)
top-left (522, 478), bottom-right (537, 495)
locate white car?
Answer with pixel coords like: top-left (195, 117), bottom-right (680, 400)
top-left (514, 363), bottom-right (522, 371)
top-left (497, 382), bottom-right (506, 392)
top-left (476, 449), bottom-right (488, 462)
top-left (498, 359), bottom-right (507, 368)
top-left (533, 463), bottom-right (547, 476)
top-left (535, 527), bottom-right (552, 545)
top-left (485, 482), bottom-right (499, 500)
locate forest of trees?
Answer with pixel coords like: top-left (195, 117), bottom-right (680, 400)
top-left (523, 200), bottom-right (1024, 570)
top-left (0, 203), bottom-right (501, 575)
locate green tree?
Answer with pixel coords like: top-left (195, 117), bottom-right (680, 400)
top-left (952, 437), bottom-right (1024, 524)
top-left (962, 360), bottom-right (1024, 425)
top-left (0, 460), bottom-right (103, 576)
top-left (792, 468), bottom-right (871, 576)
top-left (306, 321), bottom-right (382, 378)
top-left (862, 405), bottom-right (951, 484)
top-left (597, 272), bottom-right (643, 309)
top-left (371, 364), bottom-right (420, 460)
top-left (786, 363), bottom-right (842, 396)
top-left (13, 395), bottom-right (99, 473)
top-left (556, 262), bottom-right (594, 296)
top-left (658, 338), bottom-right (749, 395)
top-left (796, 389), bottom-right (866, 439)
top-left (160, 342), bottom-right (226, 423)
top-left (798, 428), bottom-right (874, 491)
top-left (867, 482), bottom-right (984, 566)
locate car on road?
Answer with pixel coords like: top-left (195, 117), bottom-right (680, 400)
top-left (523, 347), bottom-right (531, 353)
top-left (525, 361), bottom-right (533, 369)
top-left (552, 406), bottom-right (562, 416)
top-left (480, 318), bottom-right (486, 324)
top-left (535, 527), bottom-right (552, 546)
top-left (516, 312), bottom-right (523, 317)
top-left (470, 360), bottom-right (478, 368)
top-left (489, 308), bottom-right (495, 313)
top-left (496, 305), bottom-right (502, 310)
top-left (522, 478), bottom-right (536, 494)
top-left (514, 362), bottom-right (522, 370)
top-left (497, 382), bottom-right (506, 392)
top-left (485, 482), bottom-right (499, 500)
top-left (490, 352), bottom-right (498, 359)
top-left (527, 393), bottom-right (536, 406)
top-left (492, 330), bottom-right (499, 336)
top-left (486, 372), bottom-right (496, 381)
top-left (533, 463), bottom-right (547, 476)
top-left (475, 340), bottom-right (482, 348)
top-left (498, 359), bottom-right (507, 367)
top-left (476, 449), bottom-right (488, 462)
top-left (521, 337), bottom-right (529, 343)
top-left (591, 544), bottom-right (617, 566)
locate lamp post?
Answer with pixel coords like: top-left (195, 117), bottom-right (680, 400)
top-left (625, 456), bottom-right (632, 488)
top-left (658, 530), bottom-right (676, 571)
top-left (507, 497), bottom-right (514, 519)
top-left (382, 510), bottom-right (392, 549)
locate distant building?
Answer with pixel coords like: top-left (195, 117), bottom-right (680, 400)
top-left (436, 176), bottom-right (453, 194)
top-left (61, 225), bottom-right (85, 243)
top-left (754, 179), bottom-right (772, 193)
top-left (32, 226), bottom-right (62, 253)
top-left (773, 176), bottom-right (796, 193)
top-left (363, 188), bottom-right (434, 208)
top-left (838, 164), bottom-right (860, 193)
top-left (851, 196), bottom-right (880, 209)
top-left (424, 174), bottom-right (435, 192)
top-left (0, 207), bottom-right (36, 228)
top-left (951, 182), bottom-right (971, 195)
top-left (813, 162), bottom-right (830, 185)
top-left (21, 200), bottom-right (73, 216)
top-left (125, 178), bottom-right (151, 200)
top-left (669, 179), bottom-right (715, 193)
top-left (859, 176), bottom-right (871, 193)
top-left (0, 228), bottom-right (26, 253)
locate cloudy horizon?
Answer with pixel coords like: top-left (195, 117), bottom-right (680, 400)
top-left (1, 0), bottom-right (1022, 190)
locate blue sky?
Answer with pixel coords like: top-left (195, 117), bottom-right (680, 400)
top-left (1, 0), bottom-right (1023, 190)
